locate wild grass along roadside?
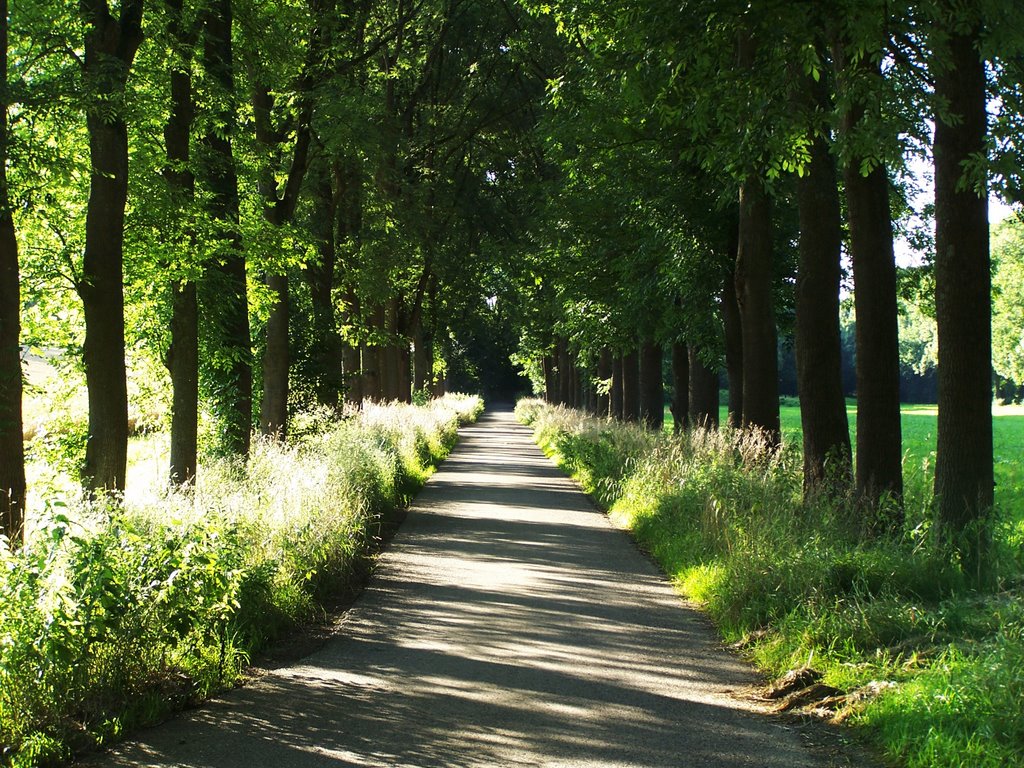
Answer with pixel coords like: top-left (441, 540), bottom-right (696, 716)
top-left (0, 394), bottom-right (483, 768)
top-left (518, 398), bottom-right (1023, 768)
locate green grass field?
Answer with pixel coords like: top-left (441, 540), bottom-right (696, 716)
top-left (664, 399), bottom-right (1024, 540)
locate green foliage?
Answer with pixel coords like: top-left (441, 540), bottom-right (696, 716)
top-left (0, 395), bottom-right (482, 766)
top-left (519, 398), bottom-right (1024, 768)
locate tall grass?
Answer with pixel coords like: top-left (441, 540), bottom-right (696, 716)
top-left (0, 394), bottom-right (483, 768)
top-left (516, 398), bottom-right (1024, 768)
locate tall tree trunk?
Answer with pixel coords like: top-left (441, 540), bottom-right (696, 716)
top-left (933, 21), bottom-right (992, 578)
top-left (689, 347), bottom-right (719, 429)
top-left (610, 354), bottom-right (624, 419)
top-left (362, 342), bottom-right (381, 402)
top-left (836, 44), bottom-right (903, 521)
top-left (542, 354), bottom-right (556, 402)
top-left (597, 348), bottom-right (612, 417)
top-left (722, 262), bottom-right (744, 429)
top-left (163, 0), bottom-right (198, 487)
top-left (621, 348), bottom-right (640, 422)
top-left (795, 73), bottom-right (852, 494)
top-left (305, 171), bottom-right (344, 409)
top-left (79, 1), bottom-right (144, 491)
top-left (735, 174), bottom-right (780, 443)
top-left (260, 274), bottom-right (289, 435)
top-left (670, 341), bottom-right (689, 434)
top-left (638, 341), bottom-right (663, 430)
top-left (199, 0), bottom-right (251, 455)
top-left (556, 337), bottom-right (572, 406)
top-left (0, 0), bottom-right (25, 541)
top-left (413, 321), bottom-right (431, 393)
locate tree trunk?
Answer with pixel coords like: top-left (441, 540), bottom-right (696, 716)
top-left (361, 342), bottom-right (381, 402)
top-left (542, 354), bottom-right (556, 402)
top-left (199, 0), bottom-right (251, 456)
top-left (556, 337), bottom-right (572, 406)
top-left (670, 341), bottom-right (689, 434)
top-left (611, 354), bottom-right (624, 419)
top-left (836, 44), bottom-right (903, 521)
top-left (638, 341), bottom-right (663, 430)
top-left (163, 1), bottom-right (198, 487)
top-left (621, 348), bottom-right (640, 422)
top-left (597, 348), bottom-right (612, 417)
top-left (795, 73), bottom-right (852, 494)
top-left (79, 2), bottom-right (144, 491)
top-left (735, 174), bottom-right (780, 443)
top-left (305, 168), bottom-right (344, 409)
top-left (722, 261), bottom-right (744, 429)
top-left (260, 274), bottom-right (289, 436)
top-left (933, 21), bottom-right (993, 578)
top-left (398, 341), bottom-right (412, 403)
top-left (413, 322), bottom-right (431, 393)
top-left (0, 0), bottom-right (25, 540)
top-left (689, 346), bottom-right (719, 429)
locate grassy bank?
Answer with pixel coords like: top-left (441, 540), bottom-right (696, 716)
top-left (0, 394), bottom-right (483, 767)
top-left (518, 399), bottom-right (1023, 768)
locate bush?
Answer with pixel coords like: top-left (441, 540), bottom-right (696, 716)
top-left (0, 394), bottom-right (482, 767)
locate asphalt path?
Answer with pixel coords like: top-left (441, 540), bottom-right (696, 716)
top-left (85, 407), bottom-right (867, 767)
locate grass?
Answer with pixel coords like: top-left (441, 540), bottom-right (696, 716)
top-left (0, 394), bottom-right (484, 768)
top-left (519, 398), bottom-right (1024, 768)
top-left (663, 398), bottom-right (1024, 540)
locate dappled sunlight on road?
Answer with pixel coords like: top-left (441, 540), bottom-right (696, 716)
top-left (87, 408), bottom-right (843, 768)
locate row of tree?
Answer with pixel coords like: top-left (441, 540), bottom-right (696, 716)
top-left (0, 0), bottom-right (557, 543)
top-left (510, 0), bottom-right (1023, 578)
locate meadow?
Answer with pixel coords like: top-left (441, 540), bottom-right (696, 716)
top-left (522, 398), bottom-right (1024, 768)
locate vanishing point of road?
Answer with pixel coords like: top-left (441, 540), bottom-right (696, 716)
top-left (86, 407), bottom-right (871, 767)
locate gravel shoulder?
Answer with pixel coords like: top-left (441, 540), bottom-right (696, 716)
top-left (82, 407), bottom-right (877, 768)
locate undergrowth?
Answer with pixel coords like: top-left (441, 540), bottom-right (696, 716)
top-left (0, 394), bottom-right (483, 767)
top-left (515, 398), bottom-right (1024, 768)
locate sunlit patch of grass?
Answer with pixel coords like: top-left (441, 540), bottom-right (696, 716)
top-left (521, 398), bottom-right (1024, 768)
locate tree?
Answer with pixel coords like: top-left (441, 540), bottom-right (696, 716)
top-left (162, 0), bottom-right (199, 486)
top-left (931, 5), bottom-right (992, 577)
top-left (197, 0), bottom-right (251, 456)
top-left (78, 0), bottom-right (145, 491)
top-left (793, 56), bottom-right (851, 494)
top-left (831, 6), bottom-right (908, 521)
top-left (0, 0), bottom-right (25, 541)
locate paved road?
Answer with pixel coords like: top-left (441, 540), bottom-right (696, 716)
top-left (86, 408), bottom-right (862, 767)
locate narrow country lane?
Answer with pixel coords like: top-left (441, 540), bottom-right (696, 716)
top-left (84, 408), bottom-right (867, 768)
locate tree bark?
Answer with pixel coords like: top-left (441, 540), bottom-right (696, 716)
top-left (610, 354), bottom-right (624, 419)
top-left (305, 170), bottom-right (344, 409)
top-left (933, 21), bottom-right (993, 578)
top-left (260, 273), bottom-right (289, 436)
top-left (163, 0), bottom-right (198, 487)
top-left (735, 174), bottom-right (780, 443)
top-left (670, 341), bottom-right (689, 434)
top-left (556, 337), bottom-right (572, 406)
top-left (795, 73), bottom-right (852, 494)
top-left (199, 0), bottom-right (251, 455)
top-left (79, 1), bottom-right (144, 491)
top-left (836, 44), bottom-right (903, 520)
top-left (721, 261), bottom-right (743, 429)
top-left (597, 348), bottom-right (612, 417)
top-left (689, 346), bottom-right (719, 429)
top-left (0, 0), bottom-right (25, 541)
top-left (638, 341), bottom-right (663, 430)
top-left (542, 354), bottom-right (556, 402)
top-left (621, 348), bottom-right (640, 422)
